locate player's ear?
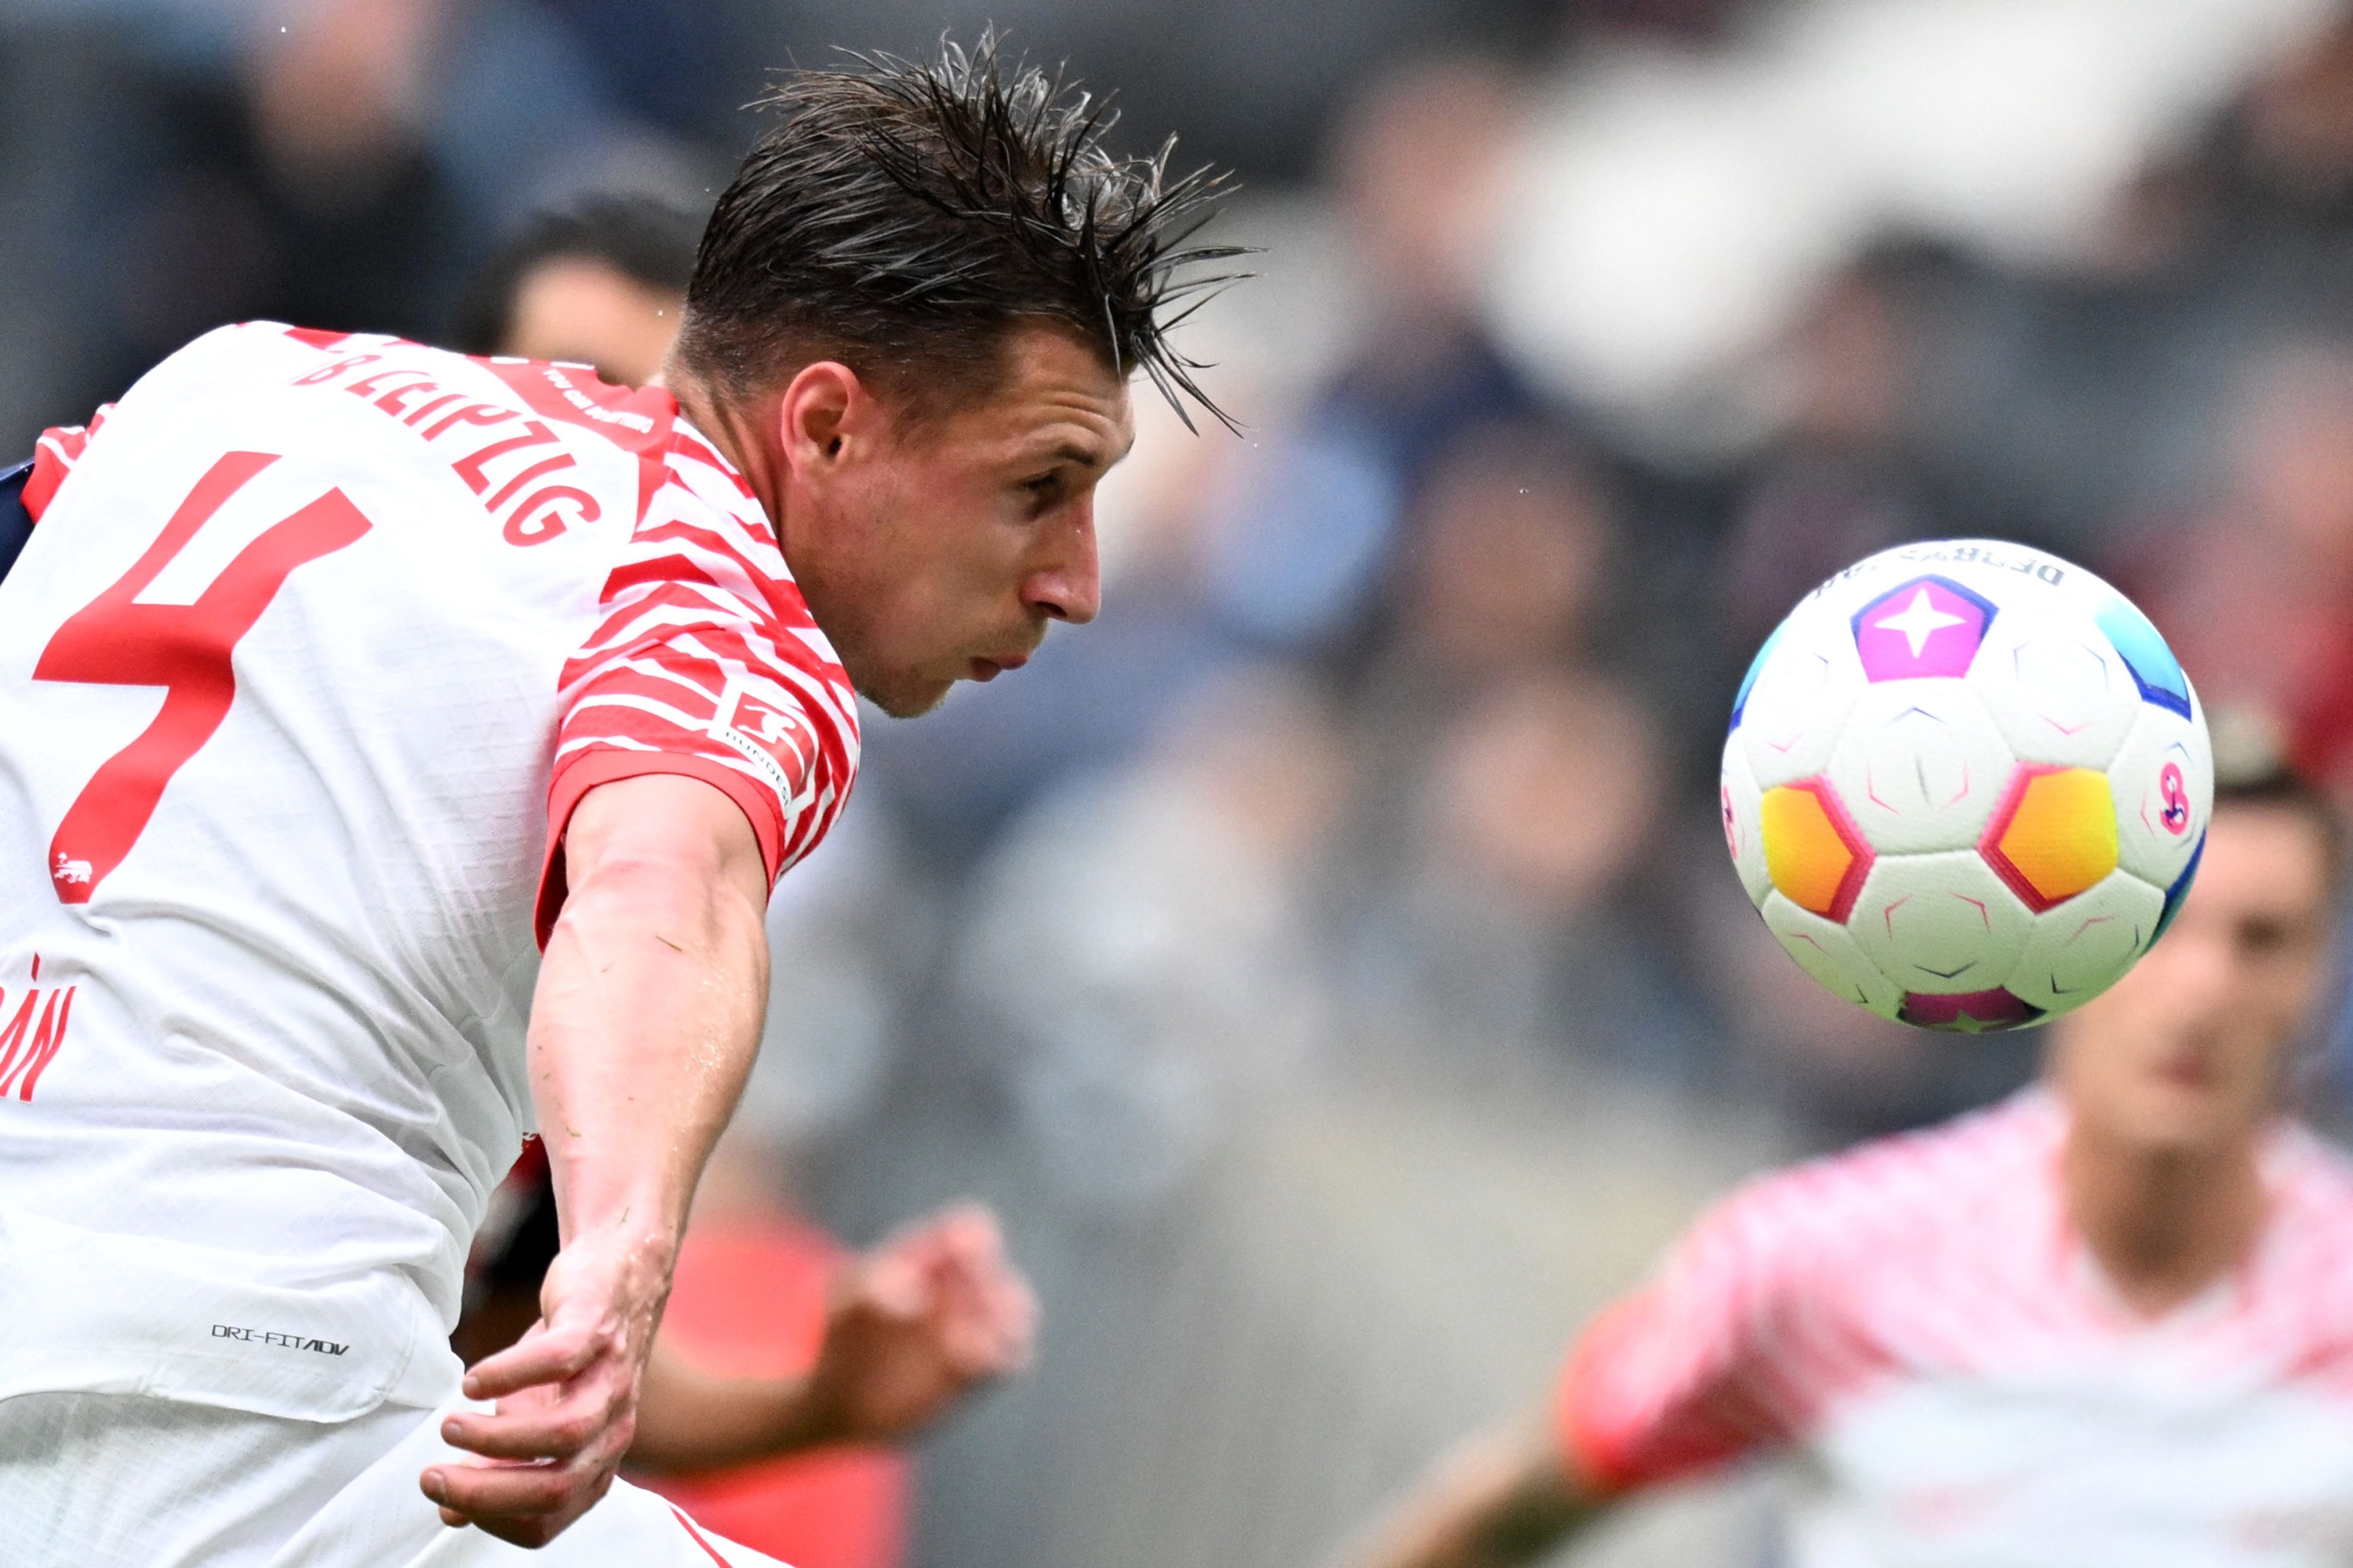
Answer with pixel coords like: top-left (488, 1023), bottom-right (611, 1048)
top-left (776, 361), bottom-right (862, 477)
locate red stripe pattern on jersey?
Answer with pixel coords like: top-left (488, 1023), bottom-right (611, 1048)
top-left (24, 406), bottom-right (111, 522)
top-left (536, 412), bottom-right (860, 945)
top-left (1555, 1093), bottom-right (2353, 1493)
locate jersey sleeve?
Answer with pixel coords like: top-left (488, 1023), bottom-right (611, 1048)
top-left (1553, 1175), bottom-right (1828, 1493)
top-left (535, 444), bottom-right (860, 946)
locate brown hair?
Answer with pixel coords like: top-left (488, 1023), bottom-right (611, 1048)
top-left (674, 31), bottom-right (1242, 427)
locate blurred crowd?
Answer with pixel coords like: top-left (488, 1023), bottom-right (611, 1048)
top-left (11, 2), bottom-right (2353, 1566)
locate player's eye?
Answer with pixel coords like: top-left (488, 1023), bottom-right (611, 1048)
top-left (1020, 473), bottom-right (1063, 511)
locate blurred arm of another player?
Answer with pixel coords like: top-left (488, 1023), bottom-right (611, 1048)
top-left (1329, 1418), bottom-right (1601, 1568)
top-left (1334, 1177), bottom-right (1805, 1568)
top-left (424, 773), bottom-right (773, 1546)
top-left (627, 1201), bottom-right (1038, 1472)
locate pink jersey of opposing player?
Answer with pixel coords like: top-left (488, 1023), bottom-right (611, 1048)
top-left (0, 324), bottom-right (858, 1422)
top-left (1556, 1091), bottom-right (2353, 1565)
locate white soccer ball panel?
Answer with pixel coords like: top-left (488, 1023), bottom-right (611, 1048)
top-left (2004, 871), bottom-right (2168, 1015)
top-left (1825, 682), bottom-right (2016, 855)
top-left (2110, 697), bottom-right (2213, 895)
top-left (1719, 732), bottom-right (1771, 910)
top-left (1818, 539), bottom-right (2122, 624)
top-left (1847, 851), bottom-right (2034, 995)
top-left (1760, 892), bottom-right (1904, 1020)
top-left (1740, 602), bottom-right (1867, 790)
top-left (1966, 608), bottom-right (2140, 770)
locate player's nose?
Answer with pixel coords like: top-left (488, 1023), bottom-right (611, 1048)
top-left (1023, 502), bottom-right (1100, 626)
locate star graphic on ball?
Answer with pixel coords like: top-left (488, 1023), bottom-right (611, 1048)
top-left (1873, 587), bottom-right (1969, 658)
top-left (1850, 574), bottom-right (1996, 682)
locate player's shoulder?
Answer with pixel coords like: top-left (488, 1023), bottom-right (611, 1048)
top-left (1702, 1091), bottom-right (2055, 1261)
top-left (146, 321), bottom-right (449, 382)
top-left (2267, 1121), bottom-right (2353, 1236)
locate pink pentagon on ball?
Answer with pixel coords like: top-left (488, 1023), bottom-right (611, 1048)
top-left (1898, 986), bottom-right (2046, 1032)
top-left (1852, 576), bottom-right (1996, 682)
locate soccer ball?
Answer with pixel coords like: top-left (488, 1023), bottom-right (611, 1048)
top-left (1721, 540), bottom-right (2210, 1032)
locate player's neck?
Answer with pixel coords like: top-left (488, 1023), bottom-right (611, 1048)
top-left (659, 365), bottom-right (788, 530)
top-left (2061, 1119), bottom-right (2267, 1319)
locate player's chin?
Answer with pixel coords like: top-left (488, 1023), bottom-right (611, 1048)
top-left (2122, 1081), bottom-right (2237, 1151)
top-left (854, 667), bottom-right (959, 720)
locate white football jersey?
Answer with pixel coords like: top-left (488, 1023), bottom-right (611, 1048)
top-left (0, 323), bottom-right (859, 1422)
top-left (1558, 1093), bottom-right (2353, 1566)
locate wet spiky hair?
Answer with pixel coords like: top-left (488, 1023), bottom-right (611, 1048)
top-left (676, 31), bottom-right (1243, 428)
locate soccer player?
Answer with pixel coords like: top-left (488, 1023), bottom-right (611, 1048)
top-left (442, 194), bottom-right (1035, 1567)
top-left (0, 37), bottom-right (1228, 1567)
top-left (1334, 764), bottom-right (2353, 1568)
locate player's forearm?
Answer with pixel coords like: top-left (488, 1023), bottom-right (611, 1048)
top-left (627, 1338), bottom-right (838, 1473)
top-left (529, 781), bottom-right (772, 1260)
top-left (1337, 1425), bottom-right (1596, 1568)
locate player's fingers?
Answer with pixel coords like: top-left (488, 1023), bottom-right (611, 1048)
top-left (879, 1199), bottom-right (997, 1274)
top-left (973, 1266), bottom-right (1038, 1368)
top-left (424, 1460), bottom-right (571, 1522)
top-left (440, 1390), bottom-right (620, 1461)
top-left (929, 1262), bottom-right (1026, 1377)
top-left (463, 1322), bottom-right (605, 1398)
top-left (847, 1244), bottom-right (932, 1319)
top-left (931, 1228), bottom-right (1033, 1338)
top-left (929, 1199), bottom-right (1006, 1266)
top-left (471, 1513), bottom-right (578, 1552)
top-left (422, 1446), bottom-right (616, 1526)
top-left (942, 1309), bottom-right (1016, 1379)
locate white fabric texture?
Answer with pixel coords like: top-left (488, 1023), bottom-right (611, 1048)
top-left (0, 323), bottom-right (857, 1424)
top-left (0, 1391), bottom-right (788, 1567)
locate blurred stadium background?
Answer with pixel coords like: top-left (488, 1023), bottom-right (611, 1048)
top-left (11, 1), bottom-right (2353, 1564)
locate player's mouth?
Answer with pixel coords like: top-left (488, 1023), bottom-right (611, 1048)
top-left (968, 653), bottom-right (1031, 682)
top-left (2155, 1053), bottom-right (2218, 1092)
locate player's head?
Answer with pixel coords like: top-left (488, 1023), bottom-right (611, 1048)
top-left (665, 32), bottom-right (1235, 717)
top-left (2049, 759), bottom-right (2344, 1155)
top-left (453, 197), bottom-right (701, 387)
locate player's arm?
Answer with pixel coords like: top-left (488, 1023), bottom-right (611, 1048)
top-left (627, 1201), bottom-right (1038, 1472)
top-left (1339, 1170), bottom-right (1813, 1568)
top-left (1330, 1419), bottom-right (1602, 1568)
top-left (424, 773), bottom-right (772, 1546)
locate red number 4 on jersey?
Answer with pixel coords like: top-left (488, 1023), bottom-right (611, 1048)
top-left (36, 451), bottom-right (372, 903)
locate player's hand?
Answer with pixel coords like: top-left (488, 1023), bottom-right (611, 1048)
top-left (802, 1201), bottom-right (1037, 1446)
top-left (420, 1221), bottom-right (675, 1548)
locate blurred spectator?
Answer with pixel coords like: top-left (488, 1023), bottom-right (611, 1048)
top-left (952, 668), bottom-right (1349, 1216)
top-left (1713, 252), bottom-right (1941, 663)
top-left (2126, 342), bottom-right (2353, 804)
top-left (1347, 427), bottom-right (1615, 893)
top-left (0, 0), bottom-right (686, 455)
top-left (1195, 59), bottom-right (1551, 663)
top-left (42, 1), bottom-right (473, 423)
top-left (2233, 10), bottom-right (2353, 227)
top-left (452, 196), bottom-right (700, 381)
top-left (1355, 424), bottom-right (1611, 715)
top-left (1344, 671), bottom-right (1708, 1087)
